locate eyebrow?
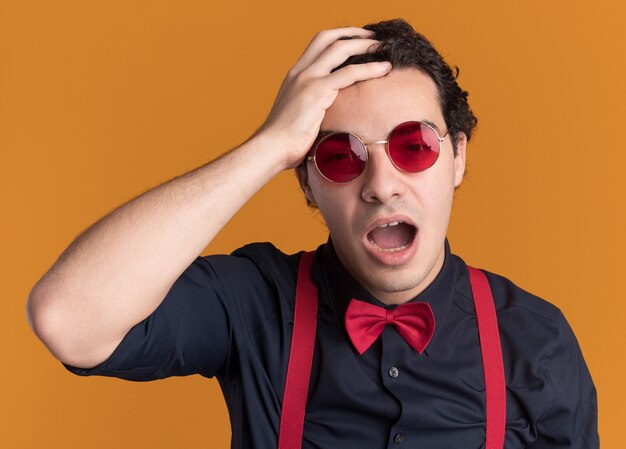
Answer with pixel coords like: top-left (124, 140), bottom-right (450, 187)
top-left (420, 120), bottom-right (444, 136)
top-left (316, 119), bottom-right (446, 141)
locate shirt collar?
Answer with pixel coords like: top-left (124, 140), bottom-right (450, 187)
top-left (311, 236), bottom-right (457, 353)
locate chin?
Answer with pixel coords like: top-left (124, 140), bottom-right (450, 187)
top-left (355, 258), bottom-right (428, 298)
top-left (369, 242), bottom-right (443, 298)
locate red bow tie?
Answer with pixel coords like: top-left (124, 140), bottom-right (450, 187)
top-left (345, 298), bottom-right (436, 355)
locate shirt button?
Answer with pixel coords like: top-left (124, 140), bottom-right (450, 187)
top-left (388, 366), bottom-right (399, 378)
top-left (394, 433), bottom-right (404, 444)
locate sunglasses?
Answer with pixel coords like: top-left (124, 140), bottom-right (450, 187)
top-left (306, 120), bottom-right (448, 183)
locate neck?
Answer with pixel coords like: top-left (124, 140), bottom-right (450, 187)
top-left (331, 238), bottom-right (447, 306)
top-left (371, 246), bottom-right (446, 305)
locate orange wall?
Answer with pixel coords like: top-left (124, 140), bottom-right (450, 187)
top-left (2, 1), bottom-right (622, 447)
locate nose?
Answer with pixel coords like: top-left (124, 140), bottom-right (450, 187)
top-left (360, 143), bottom-right (407, 204)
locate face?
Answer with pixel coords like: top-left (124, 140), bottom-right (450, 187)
top-left (297, 68), bottom-right (467, 305)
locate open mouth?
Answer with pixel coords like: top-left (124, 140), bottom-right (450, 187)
top-left (366, 221), bottom-right (417, 252)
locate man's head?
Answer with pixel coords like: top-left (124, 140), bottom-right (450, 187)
top-left (296, 19), bottom-right (477, 304)
top-left (339, 19), bottom-right (477, 156)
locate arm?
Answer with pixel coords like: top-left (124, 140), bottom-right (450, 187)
top-left (26, 27), bottom-right (393, 369)
top-left (528, 312), bottom-right (599, 448)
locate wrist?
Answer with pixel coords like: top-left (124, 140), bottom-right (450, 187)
top-left (247, 127), bottom-right (308, 172)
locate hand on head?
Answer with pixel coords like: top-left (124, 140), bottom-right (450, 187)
top-left (255, 27), bottom-right (392, 170)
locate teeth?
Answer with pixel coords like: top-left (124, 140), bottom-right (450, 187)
top-left (378, 220), bottom-right (403, 228)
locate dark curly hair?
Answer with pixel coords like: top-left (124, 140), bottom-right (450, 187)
top-left (333, 18), bottom-right (477, 154)
top-left (299, 18), bottom-right (477, 208)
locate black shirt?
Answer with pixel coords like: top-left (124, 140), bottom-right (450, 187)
top-left (63, 238), bottom-right (599, 448)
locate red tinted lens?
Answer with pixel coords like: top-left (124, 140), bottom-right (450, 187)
top-left (314, 133), bottom-right (367, 183)
top-left (388, 122), bottom-right (440, 172)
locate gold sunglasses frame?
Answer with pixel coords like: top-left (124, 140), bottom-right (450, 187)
top-left (306, 120), bottom-right (449, 184)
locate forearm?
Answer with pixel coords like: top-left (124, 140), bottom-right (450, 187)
top-left (27, 131), bottom-right (287, 368)
top-left (27, 27), bottom-right (390, 369)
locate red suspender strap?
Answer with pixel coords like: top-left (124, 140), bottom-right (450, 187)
top-left (468, 266), bottom-right (507, 449)
top-left (277, 252), bottom-right (318, 449)
top-left (278, 252), bottom-right (505, 449)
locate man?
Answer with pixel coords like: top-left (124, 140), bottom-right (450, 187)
top-left (26, 19), bottom-right (598, 448)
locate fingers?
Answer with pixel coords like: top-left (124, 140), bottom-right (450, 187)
top-left (325, 60), bottom-right (393, 91)
top-left (289, 27), bottom-right (376, 77)
top-left (256, 26), bottom-right (393, 169)
top-left (288, 27), bottom-right (390, 94)
top-left (303, 37), bottom-right (383, 78)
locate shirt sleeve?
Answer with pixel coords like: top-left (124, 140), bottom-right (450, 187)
top-left (61, 252), bottom-right (264, 381)
top-left (528, 311), bottom-right (599, 448)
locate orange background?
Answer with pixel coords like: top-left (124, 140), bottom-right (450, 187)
top-left (2, 0), bottom-right (623, 447)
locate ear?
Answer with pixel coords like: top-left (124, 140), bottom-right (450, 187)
top-left (295, 164), bottom-right (317, 206)
top-left (453, 132), bottom-right (467, 187)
